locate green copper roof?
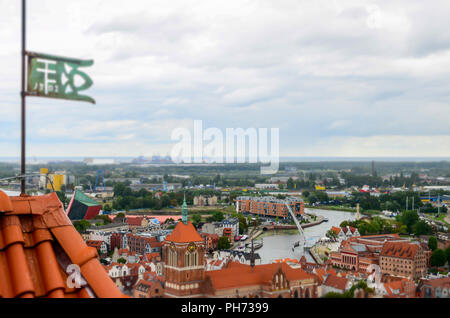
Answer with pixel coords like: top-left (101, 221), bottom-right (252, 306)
top-left (74, 189), bottom-right (101, 207)
top-left (182, 193), bottom-right (188, 225)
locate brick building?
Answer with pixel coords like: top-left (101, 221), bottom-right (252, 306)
top-left (133, 279), bottom-right (164, 298)
top-left (124, 233), bottom-right (163, 255)
top-left (417, 276), bottom-right (450, 298)
top-left (163, 196), bottom-right (206, 298)
top-left (379, 242), bottom-right (429, 280)
top-left (235, 196), bottom-right (304, 218)
top-left (330, 234), bottom-right (409, 272)
top-left (86, 240), bottom-right (108, 256)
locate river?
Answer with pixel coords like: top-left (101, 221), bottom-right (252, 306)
top-left (256, 208), bottom-right (357, 264)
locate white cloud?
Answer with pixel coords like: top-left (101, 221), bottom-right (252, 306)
top-left (0, 0), bottom-right (449, 157)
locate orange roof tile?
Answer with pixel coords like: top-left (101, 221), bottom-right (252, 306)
top-left (165, 221), bottom-right (203, 243)
top-left (207, 262), bottom-right (315, 290)
top-left (331, 226), bottom-right (341, 235)
top-left (380, 242), bottom-right (419, 259)
top-left (323, 274), bottom-right (348, 291)
top-left (0, 190), bottom-right (126, 298)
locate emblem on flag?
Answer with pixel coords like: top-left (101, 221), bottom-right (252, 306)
top-left (26, 51), bottom-right (95, 104)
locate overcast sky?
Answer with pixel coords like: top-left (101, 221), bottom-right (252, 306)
top-left (1, 0), bottom-right (450, 158)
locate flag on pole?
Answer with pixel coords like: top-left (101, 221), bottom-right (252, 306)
top-left (26, 51), bottom-right (95, 104)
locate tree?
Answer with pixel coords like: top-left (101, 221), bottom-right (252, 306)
top-left (161, 195), bottom-right (171, 207)
top-left (56, 191), bottom-right (67, 205)
top-left (398, 210), bottom-right (419, 234)
top-left (428, 237), bottom-right (438, 251)
top-left (445, 246), bottom-right (450, 266)
top-left (326, 229), bottom-right (337, 241)
top-left (217, 236), bottom-right (231, 250)
top-left (191, 214), bottom-right (202, 228)
top-left (412, 220), bottom-right (432, 236)
top-left (430, 249), bottom-right (446, 267)
top-left (117, 258), bottom-right (127, 264)
top-left (73, 220), bottom-right (91, 233)
top-left (211, 211), bottom-right (224, 222)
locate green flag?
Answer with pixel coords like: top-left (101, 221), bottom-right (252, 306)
top-left (26, 51), bottom-right (95, 104)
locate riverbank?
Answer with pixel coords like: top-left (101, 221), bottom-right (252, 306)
top-left (308, 205), bottom-right (380, 216)
top-left (308, 206), bottom-right (356, 213)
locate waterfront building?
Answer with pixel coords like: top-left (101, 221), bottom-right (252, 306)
top-left (235, 196), bottom-right (304, 218)
top-left (331, 226), bottom-right (360, 241)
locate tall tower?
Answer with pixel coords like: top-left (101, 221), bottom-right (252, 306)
top-left (163, 200), bottom-right (205, 298)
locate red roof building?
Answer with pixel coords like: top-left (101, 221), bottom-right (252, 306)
top-left (380, 242), bottom-right (429, 280)
top-left (0, 190), bottom-right (125, 298)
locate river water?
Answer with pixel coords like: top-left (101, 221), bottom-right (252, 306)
top-left (256, 208), bottom-right (357, 264)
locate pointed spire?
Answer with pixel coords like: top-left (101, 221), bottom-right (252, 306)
top-left (182, 192), bottom-right (188, 225)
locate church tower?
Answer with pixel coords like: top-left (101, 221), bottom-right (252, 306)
top-left (163, 195), bottom-right (205, 297)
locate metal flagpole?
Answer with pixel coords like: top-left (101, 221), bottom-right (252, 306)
top-left (20, 0), bottom-right (26, 195)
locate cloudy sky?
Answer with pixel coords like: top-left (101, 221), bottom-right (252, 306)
top-left (1, 0), bottom-right (450, 158)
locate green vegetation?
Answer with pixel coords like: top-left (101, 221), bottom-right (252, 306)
top-left (93, 214), bottom-right (112, 226)
top-left (191, 214), bottom-right (202, 228)
top-left (73, 220), bottom-right (91, 233)
top-left (445, 246), bottom-right (450, 265)
top-left (340, 211), bottom-right (432, 236)
top-left (430, 249), bottom-right (447, 267)
top-left (117, 258), bottom-right (126, 264)
top-left (206, 211), bottom-right (225, 223)
top-left (217, 236), bottom-right (231, 250)
top-left (428, 237), bottom-right (438, 251)
top-left (323, 281), bottom-right (374, 298)
top-left (340, 217), bottom-right (404, 236)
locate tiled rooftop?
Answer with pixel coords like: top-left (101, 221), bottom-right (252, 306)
top-left (0, 190), bottom-right (125, 298)
top-left (165, 221), bottom-right (203, 243)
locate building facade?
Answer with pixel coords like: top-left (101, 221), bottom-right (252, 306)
top-left (235, 196), bottom-right (304, 218)
top-left (379, 242), bottom-right (429, 280)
